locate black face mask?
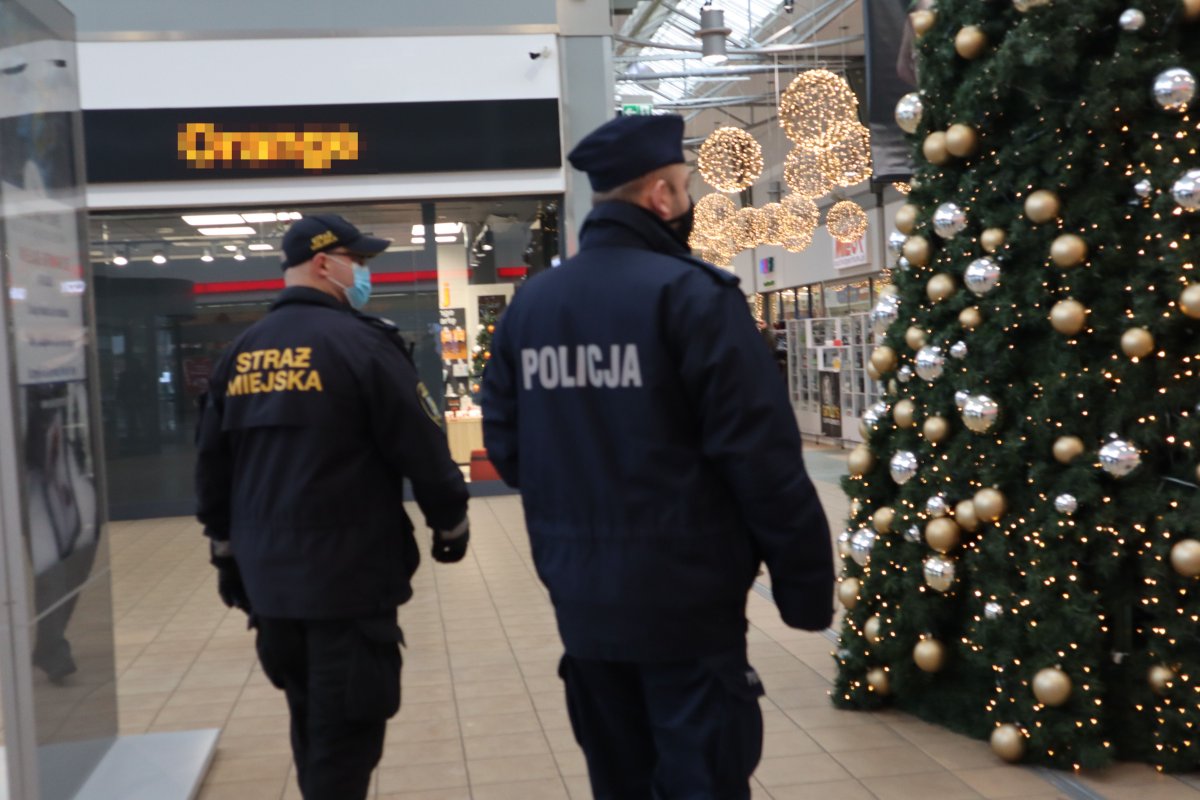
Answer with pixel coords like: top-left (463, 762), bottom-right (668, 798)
top-left (666, 199), bottom-right (696, 250)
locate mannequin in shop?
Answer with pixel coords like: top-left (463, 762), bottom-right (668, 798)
top-left (482, 114), bottom-right (834, 800)
top-left (195, 214), bottom-right (471, 800)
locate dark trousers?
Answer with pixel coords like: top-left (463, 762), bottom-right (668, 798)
top-left (559, 647), bottom-right (765, 800)
top-left (254, 614), bottom-right (404, 800)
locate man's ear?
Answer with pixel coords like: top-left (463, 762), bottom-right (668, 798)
top-left (647, 178), bottom-right (672, 219)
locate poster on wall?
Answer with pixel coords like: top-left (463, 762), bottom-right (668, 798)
top-left (833, 232), bottom-right (870, 270)
top-left (820, 369), bottom-right (843, 438)
top-left (439, 308), bottom-right (469, 409)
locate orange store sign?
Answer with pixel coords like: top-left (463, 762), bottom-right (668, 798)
top-left (177, 123), bottom-right (360, 170)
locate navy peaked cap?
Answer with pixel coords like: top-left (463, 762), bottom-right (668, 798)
top-left (568, 114), bottom-right (686, 192)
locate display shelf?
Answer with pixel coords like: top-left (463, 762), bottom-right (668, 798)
top-left (786, 313), bottom-right (883, 443)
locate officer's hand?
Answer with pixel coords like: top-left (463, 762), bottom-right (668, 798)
top-left (209, 541), bottom-right (252, 612)
top-left (432, 517), bottom-right (470, 564)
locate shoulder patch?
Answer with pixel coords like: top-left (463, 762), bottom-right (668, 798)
top-left (677, 254), bottom-right (741, 287)
top-left (417, 382), bottom-right (444, 428)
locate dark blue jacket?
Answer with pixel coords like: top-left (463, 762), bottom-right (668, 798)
top-left (195, 287), bottom-right (468, 619)
top-left (481, 201), bottom-right (833, 661)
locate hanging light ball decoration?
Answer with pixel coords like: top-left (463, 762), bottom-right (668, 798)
top-left (694, 193), bottom-right (738, 240)
top-left (1171, 539), bottom-right (1200, 578)
top-left (962, 394), bottom-right (1000, 433)
top-left (945, 123), bottom-right (979, 157)
top-left (783, 195), bottom-right (821, 233)
top-left (894, 92), bottom-right (924, 134)
top-left (924, 555), bottom-right (956, 592)
top-left (1033, 667), bottom-right (1072, 707)
top-left (933, 202), bottom-right (968, 239)
top-left (1120, 8), bottom-right (1147, 30)
top-left (779, 69), bottom-right (860, 149)
top-left (1099, 437), bottom-right (1141, 477)
top-left (964, 257), bottom-right (1002, 296)
top-left (783, 229), bottom-right (815, 253)
top-left (826, 201), bottom-right (869, 243)
top-left (819, 124), bottom-right (874, 187)
top-left (890, 451), bottom-right (919, 484)
top-left (729, 206), bottom-right (769, 250)
top-left (991, 725), bottom-right (1026, 763)
top-left (981, 228), bottom-right (1007, 253)
top-left (913, 638), bottom-right (947, 672)
top-left (1050, 299), bottom-right (1087, 335)
top-left (785, 148), bottom-right (837, 199)
top-left (698, 127), bottom-right (764, 193)
top-left (1024, 189), bottom-right (1062, 223)
top-left (758, 203), bottom-right (789, 246)
top-left (1153, 67), bottom-right (1197, 112)
top-left (1172, 168), bottom-right (1200, 210)
top-left (1050, 234), bottom-right (1088, 268)
top-left (954, 25), bottom-right (989, 59)
top-left (915, 346), bottom-right (946, 382)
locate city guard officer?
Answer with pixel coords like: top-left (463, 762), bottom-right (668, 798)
top-left (481, 115), bottom-right (835, 799)
top-left (195, 214), bottom-right (470, 800)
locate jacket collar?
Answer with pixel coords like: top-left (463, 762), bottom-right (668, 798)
top-left (271, 286), bottom-right (348, 312)
top-left (578, 201), bottom-right (689, 257)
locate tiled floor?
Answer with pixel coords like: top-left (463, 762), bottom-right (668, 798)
top-left (102, 448), bottom-right (1200, 799)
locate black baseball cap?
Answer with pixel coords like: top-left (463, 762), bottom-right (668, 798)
top-left (280, 214), bottom-right (392, 269)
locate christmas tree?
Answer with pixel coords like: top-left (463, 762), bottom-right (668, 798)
top-left (834, 0), bottom-right (1200, 771)
top-left (471, 312), bottom-right (497, 397)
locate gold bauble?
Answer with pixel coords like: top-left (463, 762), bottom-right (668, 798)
top-left (864, 615), bottom-right (883, 643)
top-left (903, 235), bottom-right (932, 266)
top-left (905, 326), bottom-right (928, 350)
top-left (1185, 0), bottom-right (1200, 20)
top-left (1024, 189), bottom-right (1061, 224)
top-left (1053, 436), bottom-right (1086, 464)
top-left (923, 416), bottom-right (949, 443)
top-left (1121, 327), bottom-right (1155, 358)
top-left (913, 639), bottom-right (946, 673)
top-left (973, 488), bottom-right (1007, 522)
top-left (866, 359), bottom-right (882, 381)
top-left (925, 517), bottom-right (962, 554)
top-left (895, 204), bottom-right (919, 235)
top-left (848, 445), bottom-right (876, 477)
top-left (991, 725), bottom-right (1026, 763)
top-left (867, 667), bottom-right (891, 695)
top-left (1149, 665), bottom-right (1177, 695)
top-left (959, 307), bottom-right (983, 331)
top-left (1050, 234), bottom-right (1088, 268)
top-left (910, 9), bottom-right (936, 36)
top-left (1179, 285), bottom-right (1200, 319)
top-left (838, 578), bottom-right (861, 609)
top-left (980, 228), bottom-right (1006, 254)
top-left (923, 131), bottom-right (950, 165)
top-left (1033, 667), bottom-right (1072, 707)
top-left (945, 123), bottom-right (979, 157)
top-left (927, 273), bottom-right (956, 303)
top-left (894, 399), bottom-right (917, 429)
top-left (954, 499), bottom-right (979, 532)
top-left (871, 345), bottom-right (898, 374)
top-left (1050, 299), bottom-right (1087, 335)
top-left (954, 26), bottom-right (988, 59)
top-left (873, 506), bottom-right (896, 534)
top-left (1170, 539), bottom-right (1200, 578)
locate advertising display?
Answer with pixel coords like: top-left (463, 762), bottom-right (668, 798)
top-left (864, 0), bottom-right (915, 185)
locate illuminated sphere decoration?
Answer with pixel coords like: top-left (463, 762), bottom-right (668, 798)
top-left (779, 69), bottom-right (860, 149)
top-left (962, 395), bottom-right (1000, 433)
top-left (915, 346), bottom-right (946, 382)
top-left (694, 193), bottom-right (738, 239)
top-left (698, 127), bottom-right (764, 193)
top-left (758, 203), bottom-right (788, 246)
top-left (818, 124), bottom-right (874, 187)
top-left (782, 194), bottom-right (821, 233)
top-left (871, 345), bottom-right (898, 374)
top-left (782, 229), bottom-right (815, 253)
top-left (785, 148), bottom-right (837, 199)
top-left (730, 206), bottom-right (769, 250)
top-left (964, 257), bottom-right (1001, 296)
top-left (960, 306), bottom-right (983, 330)
top-left (826, 201), bottom-right (869, 244)
top-left (903, 235), bottom-right (932, 266)
top-left (863, 615), bottom-right (883, 643)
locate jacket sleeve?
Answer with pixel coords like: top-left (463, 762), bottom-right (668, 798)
top-left (480, 313), bottom-right (520, 488)
top-left (366, 340), bottom-right (469, 532)
top-left (194, 369), bottom-right (232, 541)
top-left (671, 277), bottom-right (834, 631)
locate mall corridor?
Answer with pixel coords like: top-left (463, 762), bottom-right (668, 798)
top-left (99, 449), bottom-right (1197, 800)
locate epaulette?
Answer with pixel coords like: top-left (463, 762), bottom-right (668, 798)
top-left (355, 312), bottom-right (416, 361)
top-left (676, 254), bottom-right (741, 287)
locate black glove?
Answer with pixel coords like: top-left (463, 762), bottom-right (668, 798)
top-left (432, 518), bottom-right (470, 564)
top-left (210, 540), bottom-right (252, 612)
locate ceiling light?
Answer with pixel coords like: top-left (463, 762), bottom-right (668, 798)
top-left (434, 222), bottom-right (462, 235)
top-left (697, 6), bottom-right (731, 66)
top-left (233, 248), bottom-right (246, 261)
top-left (199, 226), bottom-right (256, 236)
top-left (182, 213), bottom-right (245, 226)
top-left (289, 212), bottom-right (302, 220)
top-left (248, 243), bottom-right (273, 251)
top-left (411, 237), bottom-right (427, 244)
top-left (152, 251), bottom-right (167, 265)
top-left (223, 245), bottom-right (239, 252)
top-left (412, 225), bottom-right (425, 236)
top-left (241, 212), bottom-right (279, 223)
top-left (201, 249), bottom-right (214, 263)
top-left (275, 212), bottom-right (292, 221)
top-left (112, 252), bottom-right (128, 267)
top-left (482, 243), bottom-right (494, 251)
top-left (435, 235), bottom-right (458, 243)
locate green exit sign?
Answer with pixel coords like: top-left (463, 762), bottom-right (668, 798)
top-left (622, 103), bottom-right (654, 116)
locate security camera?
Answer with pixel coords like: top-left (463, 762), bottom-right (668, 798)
top-left (529, 51), bottom-right (542, 60)
top-left (529, 47), bottom-right (551, 60)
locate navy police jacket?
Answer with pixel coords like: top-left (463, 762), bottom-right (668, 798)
top-left (481, 201), bottom-right (834, 661)
top-left (195, 287), bottom-right (468, 619)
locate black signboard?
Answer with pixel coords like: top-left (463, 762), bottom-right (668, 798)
top-left (820, 370), bottom-right (843, 438)
top-left (864, 0), bottom-right (915, 185)
top-left (83, 99), bottom-right (562, 183)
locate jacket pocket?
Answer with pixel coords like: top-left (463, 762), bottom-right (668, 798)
top-left (345, 617), bottom-right (405, 720)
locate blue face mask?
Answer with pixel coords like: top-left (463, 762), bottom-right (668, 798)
top-left (327, 256), bottom-right (373, 310)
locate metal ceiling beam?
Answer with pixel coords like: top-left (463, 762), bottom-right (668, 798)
top-left (760, 0), bottom-right (857, 47)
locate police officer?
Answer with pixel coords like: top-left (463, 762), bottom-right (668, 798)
top-left (195, 214), bottom-right (470, 800)
top-left (481, 115), bottom-right (834, 800)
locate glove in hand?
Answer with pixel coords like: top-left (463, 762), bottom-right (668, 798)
top-left (210, 549), bottom-right (252, 612)
top-left (432, 518), bottom-right (470, 564)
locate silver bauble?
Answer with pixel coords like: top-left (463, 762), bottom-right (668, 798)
top-left (915, 346), bottom-right (946, 382)
top-left (890, 450), bottom-right (919, 485)
top-left (950, 340), bottom-right (968, 359)
top-left (895, 92), bottom-right (924, 134)
top-left (849, 528), bottom-right (877, 566)
top-left (837, 530), bottom-right (853, 558)
top-left (1173, 169), bottom-right (1200, 211)
top-left (927, 495), bottom-right (949, 518)
top-left (964, 257), bottom-right (1002, 297)
top-left (898, 365), bottom-right (915, 384)
top-left (954, 389), bottom-right (971, 409)
top-left (896, 256), bottom-right (912, 272)
top-left (1099, 438), bottom-right (1141, 478)
top-left (863, 401), bottom-right (888, 430)
top-left (1134, 178), bottom-right (1153, 198)
top-left (984, 601), bottom-right (1003, 619)
top-left (870, 293), bottom-right (902, 336)
top-left (905, 524), bottom-right (923, 543)
top-left (933, 202), bottom-right (968, 239)
top-left (1054, 494), bottom-right (1078, 515)
top-left (924, 555), bottom-right (957, 593)
top-left (1119, 8), bottom-right (1146, 30)
top-left (1154, 67), bottom-right (1197, 113)
top-left (962, 394), bottom-right (1000, 433)
top-left (888, 229), bottom-right (908, 257)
